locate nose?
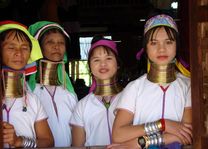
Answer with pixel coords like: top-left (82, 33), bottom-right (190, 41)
top-left (158, 42), bottom-right (166, 53)
top-left (53, 42), bottom-right (60, 50)
top-left (100, 59), bottom-right (107, 66)
top-left (14, 48), bottom-right (23, 57)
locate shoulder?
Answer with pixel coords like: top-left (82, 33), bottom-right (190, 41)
top-left (25, 91), bottom-right (43, 108)
top-left (114, 91), bottom-right (123, 99)
top-left (73, 93), bottom-right (95, 113)
top-left (176, 72), bottom-right (190, 86)
top-left (62, 87), bottom-right (79, 101)
top-left (77, 93), bottom-right (95, 105)
top-left (26, 90), bottom-right (39, 101)
top-left (32, 84), bottom-right (43, 93)
top-left (173, 72), bottom-right (191, 94)
top-left (124, 74), bottom-right (147, 90)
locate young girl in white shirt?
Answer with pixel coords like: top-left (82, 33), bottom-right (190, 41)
top-left (70, 35), bottom-right (123, 147)
top-left (112, 14), bottom-right (192, 149)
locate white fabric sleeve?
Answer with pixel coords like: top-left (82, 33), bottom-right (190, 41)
top-left (70, 101), bottom-right (84, 127)
top-left (67, 92), bottom-right (78, 112)
top-left (28, 92), bottom-right (48, 121)
top-left (115, 80), bottom-right (138, 114)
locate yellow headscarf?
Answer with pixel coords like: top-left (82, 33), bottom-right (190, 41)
top-left (0, 21), bottom-right (42, 64)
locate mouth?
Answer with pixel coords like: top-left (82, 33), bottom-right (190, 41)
top-left (99, 68), bottom-right (109, 73)
top-left (13, 60), bottom-right (24, 64)
top-left (51, 52), bottom-right (61, 56)
top-left (157, 56), bottom-right (168, 60)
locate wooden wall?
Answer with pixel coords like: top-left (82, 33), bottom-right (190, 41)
top-left (189, 0), bottom-right (208, 148)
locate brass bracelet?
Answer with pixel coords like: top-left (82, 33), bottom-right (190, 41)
top-left (143, 135), bottom-right (150, 148)
top-left (156, 120), bottom-right (162, 131)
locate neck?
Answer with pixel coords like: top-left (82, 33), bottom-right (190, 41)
top-left (39, 60), bottom-right (62, 86)
top-left (2, 69), bottom-right (25, 98)
top-left (147, 62), bottom-right (176, 84)
top-left (94, 76), bottom-right (122, 96)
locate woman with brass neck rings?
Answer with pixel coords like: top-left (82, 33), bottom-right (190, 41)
top-left (70, 35), bottom-right (123, 147)
top-left (112, 14), bottom-right (192, 149)
top-left (0, 21), bottom-right (54, 148)
top-left (28, 21), bottom-right (78, 147)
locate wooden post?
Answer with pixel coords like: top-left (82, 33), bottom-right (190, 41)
top-left (189, 0), bottom-right (208, 148)
top-left (0, 42), bottom-right (3, 148)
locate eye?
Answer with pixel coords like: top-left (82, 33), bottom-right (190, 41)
top-left (58, 41), bottom-right (65, 45)
top-left (4, 44), bottom-right (15, 50)
top-left (21, 46), bottom-right (30, 51)
top-left (91, 58), bottom-right (99, 63)
top-left (149, 41), bottom-right (157, 46)
top-left (166, 40), bottom-right (174, 44)
top-left (46, 40), bottom-right (55, 45)
top-left (106, 56), bottom-right (113, 60)
top-left (8, 46), bottom-right (15, 50)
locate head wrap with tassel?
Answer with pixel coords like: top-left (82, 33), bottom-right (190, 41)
top-left (136, 14), bottom-right (190, 77)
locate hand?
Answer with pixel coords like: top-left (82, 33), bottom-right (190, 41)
top-left (164, 119), bottom-right (192, 145)
top-left (163, 133), bottom-right (182, 144)
top-left (3, 122), bottom-right (22, 147)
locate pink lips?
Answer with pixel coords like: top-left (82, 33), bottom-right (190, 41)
top-left (157, 55), bottom-right (168, 60)
top-left (99, 68), bottom-right (109, 73)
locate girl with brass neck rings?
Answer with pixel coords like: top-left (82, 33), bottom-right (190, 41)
top-left (112, 14), bottom-right (192, 149)
top-left (28, 21), bottom-right (78, 147)
top-left (0, 21), bottom-right (54, 148)
top-left (70, 35), bottom-right (123, 147)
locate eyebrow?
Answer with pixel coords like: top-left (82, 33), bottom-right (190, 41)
top-left (149, 38), bottom-right (174, 41)
top-left (91, 56), bottom-right (99, 59)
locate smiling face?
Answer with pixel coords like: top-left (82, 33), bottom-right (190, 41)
top-left (146, 27), bottom-right (176, 65)
top-left (1, 30), bottom-right (31, 70)
top-left (89, 46), bottom-right (118, 80)
top-left (41, 30), bottom-right (66, 62)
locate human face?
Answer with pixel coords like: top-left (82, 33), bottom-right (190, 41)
top-left (41, 32), bottom-right (66, 62)
top-left (1, 31), bottom-right (31, 70)
top-left (90, 46), bottom-right (118, 80)
top-left (146, 27), bottom-right (176, 65)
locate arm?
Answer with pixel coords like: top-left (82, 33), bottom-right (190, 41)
top-left (180, 107), bottom-right (192, 144)
top-left (3, 120), bottom-right (54, 148)
top-left (71, 125), bottom-right (86, 147)
top-left (107, 139), bottom-right (141, 149)
top-left (182, 107), bottom-right (192, 123)
top-left (112, 109), bottom-right (145, 143)
top-left (113, 109), bottom-right (192, 146)
top-left (164, 108), bottom-right (192, 145)
top-left (3, 122), bottom-right (21, 147)
top-left (35, 119), bottom-right (54, 147)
